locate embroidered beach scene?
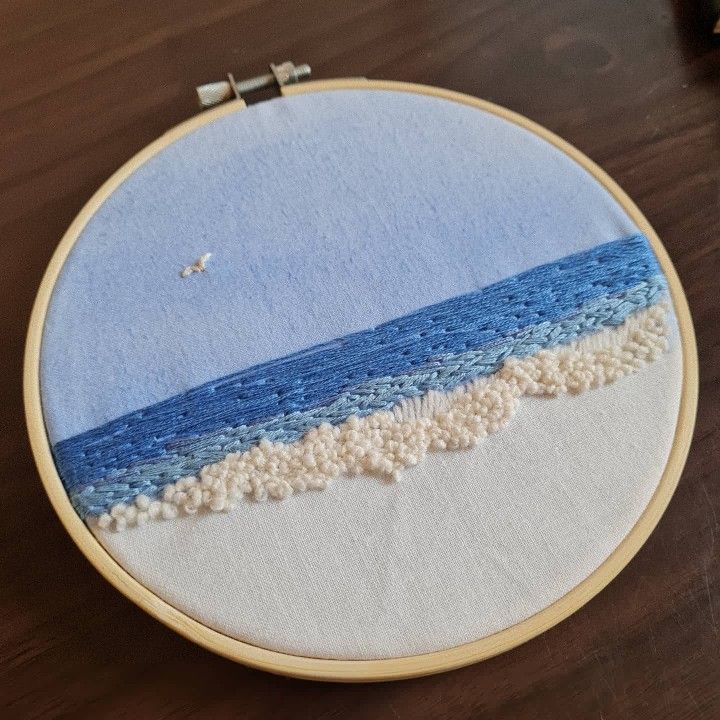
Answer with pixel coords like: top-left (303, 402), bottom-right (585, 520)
top-left (49, 234), bottom-right (671, 532)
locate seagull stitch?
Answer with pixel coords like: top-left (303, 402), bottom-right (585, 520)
top-left (180, 253), bottom-right (212, 278)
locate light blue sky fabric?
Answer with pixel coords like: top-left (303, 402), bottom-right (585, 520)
top-left (41, 89), bottom-right (638, 443)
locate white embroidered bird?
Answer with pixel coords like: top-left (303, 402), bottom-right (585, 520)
top-left (180, 253), bottom-right (212, 278)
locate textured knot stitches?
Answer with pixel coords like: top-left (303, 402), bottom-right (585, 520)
top-left (95, 304), bottom-right (669, 532)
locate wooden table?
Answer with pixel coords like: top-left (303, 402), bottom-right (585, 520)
top-left (1, 1), bottom-right (718, 717)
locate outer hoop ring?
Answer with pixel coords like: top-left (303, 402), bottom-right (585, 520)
top-left (23, 79), bottom-right (698, 682)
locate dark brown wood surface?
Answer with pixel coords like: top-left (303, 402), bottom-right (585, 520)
top-left (1, 1), bottom-right (719, 717)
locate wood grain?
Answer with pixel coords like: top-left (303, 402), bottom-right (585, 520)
top-left (1, 0), bottom-right (719, 717)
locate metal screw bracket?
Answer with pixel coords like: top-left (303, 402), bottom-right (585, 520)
top-left (196, 61), bottom-right (311, 108)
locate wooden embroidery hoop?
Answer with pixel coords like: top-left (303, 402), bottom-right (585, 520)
top-left (23, 78), bottom-right (698, 682)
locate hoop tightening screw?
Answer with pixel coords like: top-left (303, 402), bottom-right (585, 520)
top-left (196, 61), bottom-right (311, 108)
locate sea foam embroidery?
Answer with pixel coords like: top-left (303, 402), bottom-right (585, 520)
top-left (52, 234), bottom-right (671, 531)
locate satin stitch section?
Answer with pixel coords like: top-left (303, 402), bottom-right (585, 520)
top-left (49, 234), bottom-right (670, 526)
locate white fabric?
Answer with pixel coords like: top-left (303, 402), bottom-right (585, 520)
top-left (96, 334), bottom-right (682, 660)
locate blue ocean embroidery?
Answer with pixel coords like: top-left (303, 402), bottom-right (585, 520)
top-left (50, 234), bottom-right (670, 527)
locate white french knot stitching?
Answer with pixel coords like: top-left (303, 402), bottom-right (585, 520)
top-left (95, 304), bottom-right (670, 532)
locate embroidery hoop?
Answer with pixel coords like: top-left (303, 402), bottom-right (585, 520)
top-left (24, 78), bottom-right (698, 682)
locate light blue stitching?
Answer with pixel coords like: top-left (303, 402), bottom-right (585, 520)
top-left (55, 233), bottom-right (662, 493)
top-left (69, 278), bottom-right (666, 517)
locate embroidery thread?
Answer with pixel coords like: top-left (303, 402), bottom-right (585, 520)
top-left (50, 233), bottom-right (670, 522)
top-left (95, 303), bottom-right (669, 531)
top-left (180, 252), bottom-right (212, 278)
